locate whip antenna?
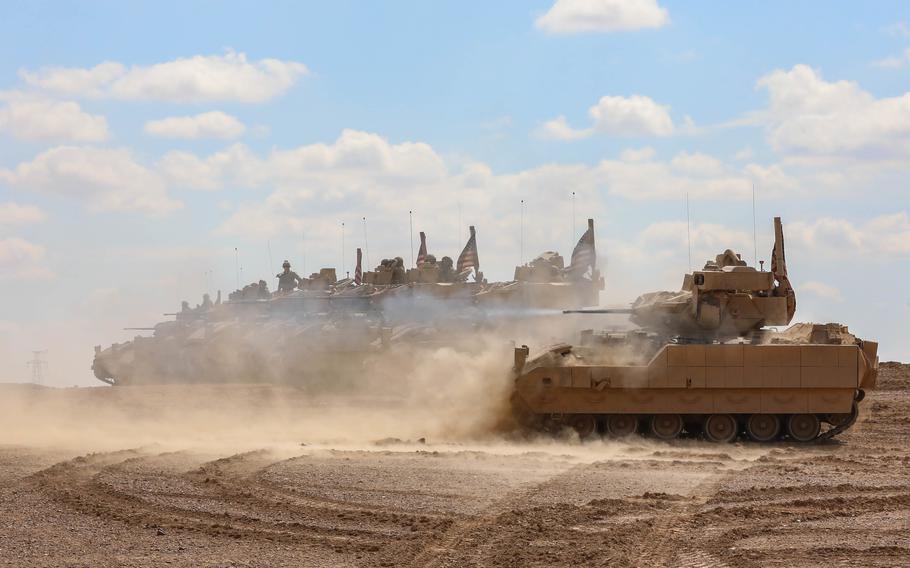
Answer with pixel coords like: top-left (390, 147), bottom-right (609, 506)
top-left (752, 183), bottom-right (758, 266)
top-left (572, 191), bottom-right (576, 248)
top-left (686, 193), bottom-right (692, 272)
top-left (341, 222), bottom-right (346, 276)
top-left (362, 217), bottom-right (370, 270)
top-left (409, 210), bottom-right (414, 268)
top-left (234, 247), bottom-right (240, 289)
top-left (520, 199), bottom-right (525, 265)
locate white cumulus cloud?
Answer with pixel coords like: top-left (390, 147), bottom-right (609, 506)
top-left (536, 0), bottom-right (669, 34)
top-left (160, 129), bottom-right (447, 193)
top-left (788, 212), bottom-right (910, 257)
top-left (754, 64), bottom-right (910, 161)
top-left (589, 95), bottom-right (675, 136)
top-left (670, 151), bottom-right (725, 177)
top-left (0, 202), bottom-right (46, 227)
top-left (883, 21), bottom-right (910, 38)
top-left (535, 115), bottom-right (593, 140)
top-left (0, 94), bottom-right (108, 142)
top-left (166, 132), bottom-right (777, 209)
top-left (19, 50), bottom-right (308, 103)
top-left (0, 237), bottom-right (53, 281)
top-left (0, 146), bottom-right (181, 215)
top-left (539, 94), bottom-right (677, 140)
top-left (144, 111), bottom-right (246, 139)
top-left (871, 48), bottom-right (910, 69)
top-left (800, 281), bottom-right (844, 302)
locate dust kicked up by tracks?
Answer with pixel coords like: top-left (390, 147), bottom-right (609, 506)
top-left (2, 363), bottom-right (909, 567)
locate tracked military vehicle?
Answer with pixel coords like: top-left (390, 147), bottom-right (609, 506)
top-left (511, 218), bottom-right (878, 443)
top-left (93, 223), bottom-right (604, 386)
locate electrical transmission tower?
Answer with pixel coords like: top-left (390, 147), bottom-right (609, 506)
top-left (27, 350), bottom-right (47, 385)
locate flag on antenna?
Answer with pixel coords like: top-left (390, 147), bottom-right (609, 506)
top-left (354, 248), bottom-right (363, 285)
top-left (568, 218), bottom-right (596, 275)
top-left (416, 232), bottom-right (428, 267)
top-left (457, 226), bottom-right (479, 274)
top-left (770, 217), bottom-right (796, 320)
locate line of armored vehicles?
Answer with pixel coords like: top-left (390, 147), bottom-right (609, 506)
top-left (93, 223), bottom-right (605, 388)
top-left (93, 218), bottom-right (878, 443)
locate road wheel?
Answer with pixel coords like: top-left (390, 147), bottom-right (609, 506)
top-left (650, 414), bottom-right (683, 440)
top-left (606, 415), bottom-right (638, 437)
top-left (746, 414), bottom-right (780, 442)
top-left (704, 414), bottom-right (738, 443)
top-left (570, 415), bottom-right (597, 439)
top-left (787, 414), bottom-right (820, 442)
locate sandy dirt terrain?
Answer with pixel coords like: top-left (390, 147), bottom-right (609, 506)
top-left (1, 363), bottom-right (908, 567)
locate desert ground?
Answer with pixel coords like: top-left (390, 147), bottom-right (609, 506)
top-left (1, 363), bottom-right (908, 567)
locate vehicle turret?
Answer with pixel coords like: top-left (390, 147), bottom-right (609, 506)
top-left (566, 217), bottom-right (795, 341)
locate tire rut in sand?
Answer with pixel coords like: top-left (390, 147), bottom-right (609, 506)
top-left (402, 452), bottom-right (745, 568)
top-left (401, 462), bottom-right (589, 568)
top-left (29, 448), bottom-right (416, 554)
top-left (186, 449), bottom-right (454, 553)
top-left (629, 471), bottom-right (735, 568)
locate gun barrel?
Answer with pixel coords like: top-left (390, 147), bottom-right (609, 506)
top-left (563, 308), bottom-right (634, 315)
top-left (123, 327), bottom-right (157, 331)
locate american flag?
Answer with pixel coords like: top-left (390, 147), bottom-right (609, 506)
top-left (354, 247), bottom-right (363, 285)
top-left (416, 232), bottom-right (428, 267)
top-left (457, 226), bottom-right (479, 273)
top-left (770, 216), bottom-right (796, 319)
top-left (568, 219), bottom-right (596, 273)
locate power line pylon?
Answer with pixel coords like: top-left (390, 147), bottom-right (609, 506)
top-left (27, 350), bottom-right (47, 385)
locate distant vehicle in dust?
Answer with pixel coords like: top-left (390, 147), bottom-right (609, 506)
top-left (92, 223), bottom-right (605, 386)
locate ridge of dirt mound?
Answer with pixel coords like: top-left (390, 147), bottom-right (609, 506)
top-left (878, 362), bottom-right (910, 392)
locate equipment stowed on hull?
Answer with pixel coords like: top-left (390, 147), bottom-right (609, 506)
top-left (510, 217), bottom-right (879, 443)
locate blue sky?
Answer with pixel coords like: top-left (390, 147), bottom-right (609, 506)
top-left (1, 0), bottom-right (908, 383)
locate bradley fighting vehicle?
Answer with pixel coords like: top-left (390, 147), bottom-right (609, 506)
top-left (511, 218), bottom-right (878, 443)
top-left (92, 223), bottom-right (604, 386)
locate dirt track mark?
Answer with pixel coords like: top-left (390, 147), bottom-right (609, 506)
top-left (31, 449), bottom-right (396, 552)
top-left (401, 449), bottom-right (753, 568)
top-left (188, 450), bottom-right (455, 546)
top-left (403, 461), bottom-right (587, 568)
top-left (630, 472), bottom-right (736, 568)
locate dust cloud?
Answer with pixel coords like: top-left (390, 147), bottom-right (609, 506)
top-left (1, 294), bottom-right (638, 456)
top-left (0, 321), bottom-right (559, 452)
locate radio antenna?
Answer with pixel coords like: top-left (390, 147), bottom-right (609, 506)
top-left (409, 211), bottom-right (414, 268)
top-left (520, 199), bottom-right (525, 265)
top-left (362, 217), bottom-right (370, 270)
top-left (686, 193), bottom-right (692, 272)
top-left (234, 247), bottom-right (240, 289)
top-left (752, 182), bottom-right (758, 266)
top-left (572, 191), bottom-right (576, 249)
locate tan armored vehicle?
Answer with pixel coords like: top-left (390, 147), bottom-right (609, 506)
top-left (93, 223), bottom-right (604, 386)
top-left (511, 218), bottom-right (878, 443)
